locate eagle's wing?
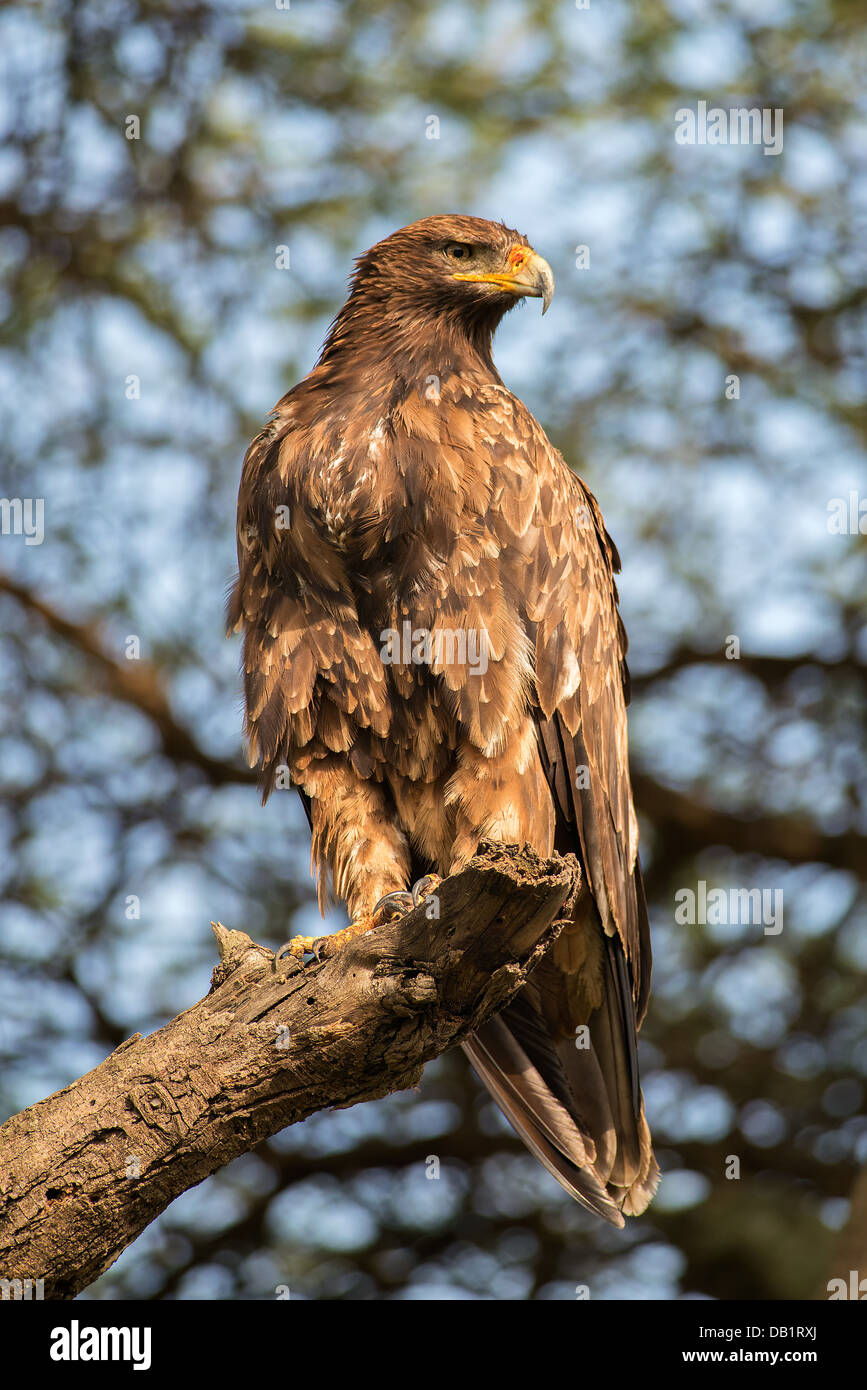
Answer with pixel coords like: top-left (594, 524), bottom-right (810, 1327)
top-left (462, 397), bottom-right (658, 1222)
top-left (228, 417), bottom-right (390, 777)
top-left (227, 415), bottom-right (412, 914)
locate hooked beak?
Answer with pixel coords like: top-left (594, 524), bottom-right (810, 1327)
top-left (452, 245), bottom-right (555, 314)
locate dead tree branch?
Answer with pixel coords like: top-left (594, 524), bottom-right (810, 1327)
top-left (0, 844), bottom-right (577, 1300)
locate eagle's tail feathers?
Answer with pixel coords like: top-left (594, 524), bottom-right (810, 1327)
top-left (464, 973), bottom-right (660, 1218)
top-left (462, 1019), bottom-right (626, 1227)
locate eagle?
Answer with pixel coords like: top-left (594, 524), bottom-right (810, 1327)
top-left (228, 214), bottom-right (659, 1224)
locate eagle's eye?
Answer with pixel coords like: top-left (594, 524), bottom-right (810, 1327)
top-left (444, 243), bottom-right (474, 262)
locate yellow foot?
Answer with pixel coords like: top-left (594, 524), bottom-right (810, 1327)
top-left (274, 916), bottom-right (372, 967)
top-left (273, 888), bottom-right (418, 970)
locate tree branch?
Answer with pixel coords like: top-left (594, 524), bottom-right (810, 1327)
top-left (0, 843), bottom-right (577, 1300)
top-left (0, 571), bottom-right (254, 786)
top-left (633, 772), bottom-right (867, 879)
top-left (630, 645), bottom-right (865, 693)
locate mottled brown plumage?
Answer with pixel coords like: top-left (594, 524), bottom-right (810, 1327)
top-left (228, 215), bottom-right (659, 1222)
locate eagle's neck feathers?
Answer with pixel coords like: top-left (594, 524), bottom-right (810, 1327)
top-left (314, 286), bottom-right (506, 391)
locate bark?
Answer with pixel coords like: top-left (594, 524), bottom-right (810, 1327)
top-left (0, 843), bottom-right (577, 1300)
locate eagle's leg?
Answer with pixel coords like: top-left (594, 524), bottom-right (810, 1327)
top-left (447, 729), bottom-right (556, 868)
top-left (273, 764), bottom-right (416, 964)
top-left (305, 765), bottom-right (412, 915)
top-left (275, 877), bottom-right (442, 965)
top-left (277, 894), bottom-right (410, 964)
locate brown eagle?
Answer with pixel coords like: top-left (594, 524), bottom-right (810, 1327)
top-left (228, 214), bottom-right (659, 1224)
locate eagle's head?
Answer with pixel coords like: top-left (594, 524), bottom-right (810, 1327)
top-left (315, 215), bottom-right (554, 377)
top-left (347, 214), bottom-right (554, 328)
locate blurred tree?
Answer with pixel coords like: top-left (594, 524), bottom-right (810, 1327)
top-left (0, 0), bottom-right (865, 1299)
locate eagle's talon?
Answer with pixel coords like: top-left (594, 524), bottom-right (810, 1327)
top-left (372, 890), bottom-right (415, 925)
top-left (274, 935), bottom-right (318, 970)
top-left (411, 874), bottom-right (442, 906)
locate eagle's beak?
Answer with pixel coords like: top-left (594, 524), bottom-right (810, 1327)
top-left (452, 246), bottom-right (555, 314)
